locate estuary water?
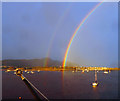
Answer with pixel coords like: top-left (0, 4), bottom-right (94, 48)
top-left (2, 70), bottom-right (119, 100)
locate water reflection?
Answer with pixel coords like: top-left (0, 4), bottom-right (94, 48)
top-left (2, 68), bottom-right (119, 99)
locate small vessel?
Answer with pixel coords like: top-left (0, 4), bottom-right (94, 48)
top-left (92, 81), bottom-right (98, 87)
top-left (27, 71), bottom-right (30, 73)
top-left (104, 71), bottom-right (108, 74)
top-left (82, 70), bottom-right (84, 73)
top-left (7, 69), bottom-right (11, 72)
top-left (72, 71), bottom-right (75, 73)
top-left (92, 70), bottom-right (99, 87)
top-left (31, 71), bottom-right (34, 74)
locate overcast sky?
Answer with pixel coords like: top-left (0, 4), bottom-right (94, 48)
top-left (2, 2), bottom-right (118, 67)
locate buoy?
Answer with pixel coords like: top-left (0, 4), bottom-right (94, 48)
top-left (19, 96), bottom-right (22, 100)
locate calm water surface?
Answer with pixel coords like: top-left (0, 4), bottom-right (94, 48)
top-left (2, 70), bottom-right (118, 99)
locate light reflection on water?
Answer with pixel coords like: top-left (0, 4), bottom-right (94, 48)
top-left (2, 70), bottom-right (118, 99)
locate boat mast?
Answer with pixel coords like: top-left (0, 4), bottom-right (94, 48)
top-left (95, 70), bottom-right (97, 82)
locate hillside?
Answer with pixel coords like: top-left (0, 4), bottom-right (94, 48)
top-left (2, 58), bottom-right (79, 67)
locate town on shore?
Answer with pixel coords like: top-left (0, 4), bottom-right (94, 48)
top-left (1, 65), bottom-right (119, 72)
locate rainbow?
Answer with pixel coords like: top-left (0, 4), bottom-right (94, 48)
top-left (62, 1), bottom-right (104, 68)
top-left (44, 4), bottom-right (72, 67)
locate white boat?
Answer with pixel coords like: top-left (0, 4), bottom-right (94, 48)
top-left (27, 71), bottom-right (30, 73)
top-left (31, 71), bottom-right (34, 74)
top-left (72, 71), bottom-right (74, 73)
top-left (92, 81), bottom-right (98, 87)
top-left (92, 70), bottom-right (99, 87)
top-left (104, 71), bottom-right (108, 74)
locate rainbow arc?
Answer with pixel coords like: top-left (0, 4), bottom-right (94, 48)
top-left (62, 1), bottom-right (104, 69)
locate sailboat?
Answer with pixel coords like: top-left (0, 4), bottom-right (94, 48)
top-left (104, 71), bottom-right (108, 74)
top-left (92, 70), bottom-right (99, 87)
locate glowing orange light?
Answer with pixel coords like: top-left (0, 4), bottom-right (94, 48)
top-left (19, 97), bottom-right (22, 99)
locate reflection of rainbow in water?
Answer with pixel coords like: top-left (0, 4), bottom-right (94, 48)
top-left (44, 4), bottom-right (72, 67)
top-left (62, 1), bottom-right (104, 70)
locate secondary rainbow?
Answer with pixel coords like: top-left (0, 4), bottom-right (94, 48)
top-left (43, 4), bottom-right (72, 67)
top-left (62, 1), bottom-right (104, 68)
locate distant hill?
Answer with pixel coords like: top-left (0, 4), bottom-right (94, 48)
top-left (2, 58), bottom-right (79, 67)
